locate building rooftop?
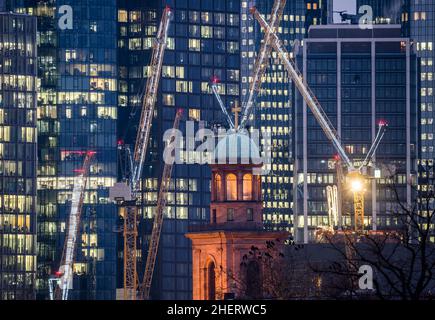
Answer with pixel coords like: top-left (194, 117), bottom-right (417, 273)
top-left (308, 24), bottom-right (403, 39)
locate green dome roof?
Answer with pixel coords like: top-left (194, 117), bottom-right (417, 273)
top-left (213, 131), bottom-right (262, 165)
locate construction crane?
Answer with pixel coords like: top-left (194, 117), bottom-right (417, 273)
top-left (330, 120), bottom-right (386, 232)
top-left (139, 108), bottom-right (182, 300)
top-left (250, 6), bottom-right (388, 233)
top-left (238, 0), bottom-right (287, 131)
top-left (326, 185), bottom-right (338, 230)
top-left (209, 76), bottom-right (235, 129)
top-left (209, 0), bottom-right (286, 131)
top-left (131, 6), bottom-right (172, 193)
top-left (346, 121), bottom-right (388, 231)
top-left (49, 150), bottom-right (96, 300)
top-left (251, 6), bottom-right (354, 171)
top-left (110, 6), bottom-right (175, 300)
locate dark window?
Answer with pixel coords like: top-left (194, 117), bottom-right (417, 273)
top-left (207, 261), bottom-right (216, 300)
top-left (227, 208), bottom-right (234, 221)
top-left (247, 208), bottom-right (253, 221)
top-left (212, 209), bottom-right (217, 224)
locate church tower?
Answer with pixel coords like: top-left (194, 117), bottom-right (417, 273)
top-left (186, 132), bottom-right (288, 300)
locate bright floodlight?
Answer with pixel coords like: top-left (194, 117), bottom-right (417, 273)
top-left (350, 179), bottom-right (363, 193)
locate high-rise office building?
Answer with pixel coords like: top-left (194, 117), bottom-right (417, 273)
top-left (117, 0), bottom-right (243, 299)
top-left (357, 0), bottom-right (434, 239)
top-left (344, 0), bottom-right (433, 162)
top-left (9, 0), bottom-right (118, 299)
top-left (294, 25), bottom-right (418, 243)
top-left (0, 12), bottom-right (37, 300)
top-left (409, 0), bottom-right (435, 161)
top-left (116, 0), bottom-right (329, 298)
top-left (246, 0), bottom-right (327, 232)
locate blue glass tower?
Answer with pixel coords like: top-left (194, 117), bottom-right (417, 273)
top-left (8, 0), bottom-right (118, 300)
top-left (0, 11), bottom-right (37, 300)
top-left (294, 25), bottom-right (418, 243)
top-left (247, 0), bottom-right (328, 232)
top-left (117, 0), bottom-right (242, 299)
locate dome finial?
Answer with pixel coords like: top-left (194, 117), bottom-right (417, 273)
top-left (231, 100), bottom-right (241, 130)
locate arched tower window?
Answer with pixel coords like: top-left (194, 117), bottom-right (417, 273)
top-left (214, 174), bottom-right (222, 200)
top-left (207, 261), bottom-right (216, 300)
top-left (242, 173), bottom-right (252, 200)
top-left (226, 173), bottom-right (237, 200)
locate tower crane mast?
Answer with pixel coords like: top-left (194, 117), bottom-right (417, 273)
top-left (49, 151), bottom-right (95, 300)
top-left (110, 6), bottom-right (175, 300)
top-left (139, 109), bottom-right (182, 300)
top-left (131, 6), bottom-right (172, 193)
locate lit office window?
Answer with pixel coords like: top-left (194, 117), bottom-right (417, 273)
top-left (189, 109), bottom-right (200, 121)
top-left (201, 26), bottom-right (213, 38)
top-left (189, 39), bottom-right (201, 51)
top-left (118, 10), bottom-right (127, 22)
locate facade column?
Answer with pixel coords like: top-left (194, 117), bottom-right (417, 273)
top-left (252, 175), bottom-right (258, 201)
top-left (371, 40), bottom-right (377, 231)
top-left (406, 40), bottom-right (412, 209)
top-left (222, 172), bottom-right (227, 201)
top-left (211, 172), bottom-right (215, 202)
top-left (302, 41), bottom-right (309, 244)
top-left (237, 171), bottom-right (243, 201)
top-left (337, 40), bottom-right (343, 230)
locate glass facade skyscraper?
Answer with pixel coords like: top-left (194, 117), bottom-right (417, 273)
top-left (0, 0), bottom-right (429, 300)
top-left (353, 0), bottom-right (433, 161)
top-left (8, 0), bottom-right (118, 300)
top-left (356, 0), bottom-right (434, 241)
top-left (294, 25), bottom-right (418, 243)
top-left (409, 0), bottom-right (435, 161)
top-left (117, 0), bottom-right (328, 298)
top-left (0, 12), bottom-right (37, 300)
top-left (246, 0), bottom-right (327, 232)
top-left (117, 0), bottom-right (242, 299)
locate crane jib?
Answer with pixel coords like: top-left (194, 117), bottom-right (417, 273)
top-left (251, 8), bottom-right (355, 171)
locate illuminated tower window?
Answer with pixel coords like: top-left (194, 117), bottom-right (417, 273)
top-left (226, 173), bottom-right (237, 200)
top-left (242, 173), bottom-right (253, 201)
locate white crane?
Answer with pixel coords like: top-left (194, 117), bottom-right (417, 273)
top-left (238, 0), bottom-right (287, 130)
top-left (250, 6), bottom-right (388, 232)
top-left (210, 0), bottom-right (287, 131)
top-left (49, 151), bottom-right (95, 300)
top-left (131, 6), bottom-right (173, 193)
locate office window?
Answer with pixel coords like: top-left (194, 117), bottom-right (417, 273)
top-left (162, 94), bottom-right (175, 106)
top-left (201, 26), bottom-right (213, 38)
top-left (189, 39), bottom-right (201, 51)
top-left (201, 12), bottom-right (211, 24)
top-left (118, 10), bottom-right (127, 22)
top-left (189, 109), bottom-right (200, 121)
top-left (66, 107), bottom-right (72, 119)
